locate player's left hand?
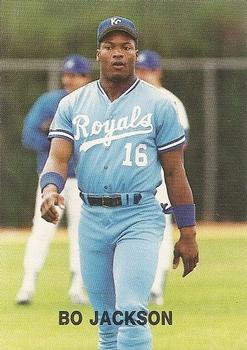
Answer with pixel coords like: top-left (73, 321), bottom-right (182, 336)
top-left (173, 227), bottom-right (199, 277)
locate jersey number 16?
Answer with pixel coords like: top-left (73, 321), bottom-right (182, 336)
top-left (122, 143), bottom-right (148, 167)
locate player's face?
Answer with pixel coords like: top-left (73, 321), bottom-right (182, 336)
top-left (96, 31), bottom-right (138, 83)
top-left (61, 73), bottom-right (91, 93)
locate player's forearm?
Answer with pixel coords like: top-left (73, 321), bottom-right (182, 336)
top-left (40, 138), bottom-right (73, 193)
top-left (160, 148), bottom-right (196, 237)
top-left (42, 155), bottom-right (69, 181)
top-left (160, 147), bottom-right (193, 205)
top-left (43, 138), bottom-right (72, 177)
top-left (165, 167), bottom-right (196, 235)
top-left (165, 164), bottom-right (194, 206)
top-left (40, 155), bottom-right (68, 193)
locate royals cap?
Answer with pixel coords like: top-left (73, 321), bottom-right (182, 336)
top-left (62, 55), bottom-right (91, 75)
top-left (97, 16), bottom-right (138, 45)
top-left (136, 50), bottom-right (161, 69)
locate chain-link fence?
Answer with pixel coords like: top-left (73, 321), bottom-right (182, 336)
top-left (1, 58), bottom-right (246, 226)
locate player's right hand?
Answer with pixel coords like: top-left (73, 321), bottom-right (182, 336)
top-left (40, 192), bottom-right (65, 224)
top-left (173, 227), bottom-right (199, 277)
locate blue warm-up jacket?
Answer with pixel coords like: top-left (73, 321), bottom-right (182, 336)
top-left (22, 89), bottom-right (76, 178)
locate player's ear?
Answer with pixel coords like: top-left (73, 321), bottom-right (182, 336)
top-left (96, 49), bottom-right (101, 62)
top-left (135, 49), bottom-right (139, 59)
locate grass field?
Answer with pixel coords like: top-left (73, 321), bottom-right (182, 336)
top-left (1, 223), bottom-right (247, 350)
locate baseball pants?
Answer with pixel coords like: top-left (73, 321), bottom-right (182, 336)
top-left (23, 178), bottom-right (82, 278)
top-left (152, 180), bottom-right (173, 294)
top-left (78, 194), bottom-right (165, 350)
top-left (151, 213), bottom-right (173, 293)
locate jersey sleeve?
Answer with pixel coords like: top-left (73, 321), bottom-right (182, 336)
top-left (155, 99), bottom-right (186, 153)
top-left (48, 97), bottom-right (74, 142)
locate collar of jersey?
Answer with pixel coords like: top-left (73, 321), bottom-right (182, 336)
top-left (97, 78), bottom-right (140, 103)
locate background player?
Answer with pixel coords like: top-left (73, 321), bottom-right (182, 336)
top-left (16, 55), bottom-right (91, 305)
top-left (136, 50), bottom-right (190, 304)
top-left (39, 17), bottom-right (198, 350)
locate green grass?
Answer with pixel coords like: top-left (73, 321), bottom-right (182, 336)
top-left (1, 224), bottom-right (247, 350)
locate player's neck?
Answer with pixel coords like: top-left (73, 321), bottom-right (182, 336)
top-left (99, 76), bottom-right (137, 102)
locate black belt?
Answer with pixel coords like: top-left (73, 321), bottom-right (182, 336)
top-left (80, 193), bottom-right (142, 207)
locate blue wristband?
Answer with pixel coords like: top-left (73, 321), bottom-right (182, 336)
top-left (40, 172), bottom-right (65, 193)
top-left (173, 204), bottom-right (196, 228)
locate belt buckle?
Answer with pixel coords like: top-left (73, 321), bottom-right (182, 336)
top-left (102, 195), bottom-right (110, 207)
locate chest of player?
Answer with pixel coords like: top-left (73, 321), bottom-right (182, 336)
top-left (70, 93), bottom-right (158, 154)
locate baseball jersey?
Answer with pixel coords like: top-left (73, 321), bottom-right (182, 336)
top-left (49, 79), bottom-right (185, 194)
top-left (159, 87), bottom-right (189, 141)
top-left (22, 89), bottom-right (75, 177)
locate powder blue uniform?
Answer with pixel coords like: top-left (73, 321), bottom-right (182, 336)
top-left (49, 78), bottom-right (185, 350)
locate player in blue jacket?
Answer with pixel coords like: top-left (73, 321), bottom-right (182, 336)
top-left (16, 55), bottom-right (91, 305)
top-left (40, 17), bottom-right (198, 350)
top-left (136, 50), bottom-right (190, 305)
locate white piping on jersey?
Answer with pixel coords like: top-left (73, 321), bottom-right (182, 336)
top-left (158, 135), bottom-right (186, 151)
top-left (97, 78), bottom-right (140, 102)
top-left (49, 130), bottom-right (74, 141)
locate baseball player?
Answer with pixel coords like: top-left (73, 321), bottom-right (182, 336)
top-left (16, 55), bottom-right (91, 305)
top-left (136, 50), bottom-right (190, 305)
top-left (40, 17), bottom-right (198, 350)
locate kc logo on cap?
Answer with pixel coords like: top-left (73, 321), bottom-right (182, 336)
top-left (64, 60), bottom-right (75, 69)
top-left (110, 17), bottom-right (122, 25)
top-left (62, 55), bottom-right (91, 75)
top-left (97, 16), bottom-right (138, 46)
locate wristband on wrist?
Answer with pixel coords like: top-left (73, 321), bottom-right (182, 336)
top-left (173, 204), bottom-right (196, 229)
top-left (40, 172), bottom-right (65, 193)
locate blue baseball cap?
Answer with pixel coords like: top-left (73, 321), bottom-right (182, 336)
top-left (97, 16), bottom-right (138, 45)
top-left (62, 55), bottom-right (91, 75)
top-left (136, 50), bottom-right (161, 70)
